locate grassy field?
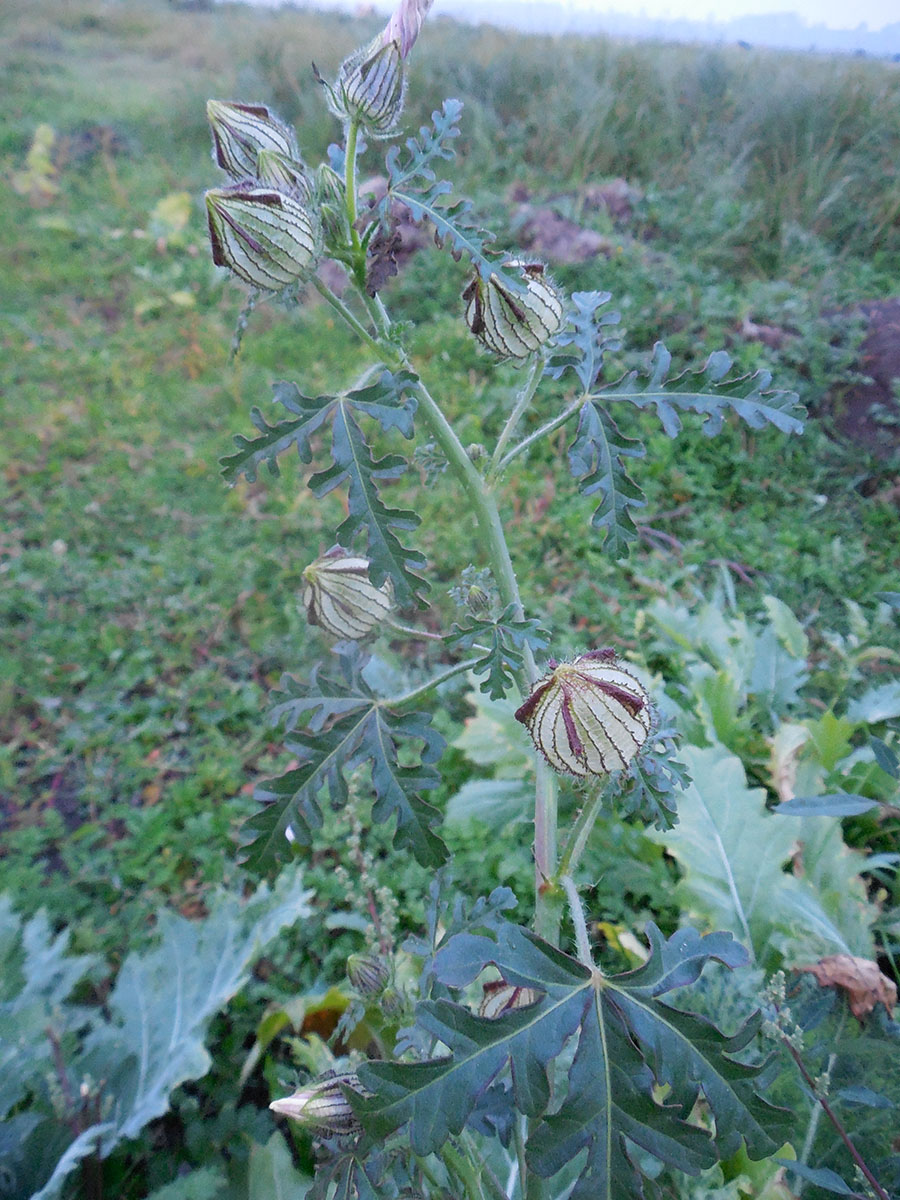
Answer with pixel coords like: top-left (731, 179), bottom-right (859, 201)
top-left (2, 1), bottom-right (899, 1194)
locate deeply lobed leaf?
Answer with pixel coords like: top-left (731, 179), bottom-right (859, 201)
top-left (355, 919), bottom-right (787, 1200)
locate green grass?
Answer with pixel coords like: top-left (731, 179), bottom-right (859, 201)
top-left (3, 0), bottom-right (899, 946)
top-left (1, 5), bottom-right (899, 1190)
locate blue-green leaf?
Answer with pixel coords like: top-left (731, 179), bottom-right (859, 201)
top-left (776, 794), bottom-right (880, 817)
top-left (607, 342), bottom-right (805, 438)
top-left (544, 290), bottom-right (621, 391)
top-left (568, 400), bottom-right (646, 558)
top-left (220, 384), bottom-right (334, 483)
top-left (310, 397), bottom-right (427, 605)
top-left (243, 671), bottom-right (447, 873)
top-left (444, 605), bottom-right (549, 699)
top-left (779, 1161), bottom-right (861, 1195)
top-left (355, 920), bottom-right (785, 1200)
top-left (382, 99), bottom-right (463, 193)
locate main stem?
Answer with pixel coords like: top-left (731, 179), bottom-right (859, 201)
top-left (333, 147), bottom-right (560, 939)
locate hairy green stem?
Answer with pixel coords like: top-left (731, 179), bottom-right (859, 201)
top-left (387, 657), bottom-right (482, 709)
top-left (556, 778), bottom-right (609, 881)
top-left (498, 394), bottom-right (585, 473)
top-left (310, 276), bottom-right (381, 354)
top-left (335, 275), bottom-right (561, 941)
top-left (490, 354), bottom-right (543, 475)
top-left (384, 615), bottom-right (444, 641)
top-left (512, 1115), bottom-right (528, 1200)
top-left (561, 874), bottom-right (594, 966)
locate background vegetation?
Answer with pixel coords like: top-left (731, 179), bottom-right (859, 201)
top-left (1, 1), bottom-right (898, 1196)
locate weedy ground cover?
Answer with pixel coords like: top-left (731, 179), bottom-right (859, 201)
top-left (1, 1), bottom-right (898, 1196)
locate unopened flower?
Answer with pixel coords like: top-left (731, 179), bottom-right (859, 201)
top-left (347, 952), bottom-right (390, 995)
top-left (205, 185), bottom-right (319, 290)
top-left (302, 549), bottom-right (394, 641)
top-left (269, 1072), bottom-right (368, 1136)
top-left (380, 0), bottom-right (435, 57)
top-left (206, 100), bottom-right (297, 180)
top-left (479, 980), bottom-right (542, 1019)
top-left (463, 261), bottom-right (563, 360)
top-left (311, 163), bottom-right (351, 254)
top-left (326, 38), bottom-right (406, 137)
top-left (255, 148), bottom-right (312, 199)
top-left (515, 649), bottom-right (652, 776)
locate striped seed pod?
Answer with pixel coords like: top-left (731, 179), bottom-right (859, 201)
top-left (479, 980), bottom-right (542, 1019)
top-left (255, 148), bottom-right (313, 200)
top-left (346, 952), bottom-right (390, 996)
top-left (269, 1072), bottom-right (368, 1136)
top-left (302, 550), bottom-right (394, 641)
top-left (328, 38), bottom-right (406, 137)
top-left (463, 261), bottom-right (563, 360)
top-left (515, 649), bottom-right (652, 777)
top-left (206, 100), bottom-right (297, 180)
top-left (205, 185), bottom-right (319, 291)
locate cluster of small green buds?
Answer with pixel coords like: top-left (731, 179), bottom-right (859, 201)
top-left (479, 980), bottom-right (542, 1019)
top-left (205, 186), bottom-right (319, 291)
top-left (515, 649), bottom-right (652, 777)
top-left (346, 952), bottom-right (390, 995)
top-left (205, 101), bottom-right (320, 290)
top-left (269, 1071), bottom-right (369, 1136)
top-left (302, 548), bottom-right (394, 641)
top-left (463, 261), bottom-right (563, 360)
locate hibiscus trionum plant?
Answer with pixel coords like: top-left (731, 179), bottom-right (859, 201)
top-left (203, 4), bottom-right (808, 1196)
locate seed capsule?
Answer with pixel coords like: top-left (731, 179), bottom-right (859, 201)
top-left (205, 185), bottom-right (319, 291)
top-left (515, 650), bottom-right (652, 777)
top-left (463, 261), bottom-right (563, 360)
top-left (347, 952), bottom-right (390, 995)
top-left (328, 38), bottom-right (406, 137)
top-left (206, 100), bottom-right (297, 180)
top-left (269, 1072), bottom-right (368, 1136)
top-left (302, 550), bottom-right (394, 641)
top-left (479, 981), bottom-right (542, 1019)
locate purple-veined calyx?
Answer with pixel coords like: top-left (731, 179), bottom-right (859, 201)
top-left (206, 100), bottom-right (298, 180)
top-left (515, 649), bottom-right (653, 776)
top-left (205, 184), bottom-right (319, 291)
top-left (302, 549), bottom-right (394, 641)
top-left (464, 261), bottom-right (563, 360)
top-left (269, 1071), bottom-right (369, 1136)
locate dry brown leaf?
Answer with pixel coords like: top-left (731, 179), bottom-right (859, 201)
top-left (796, 954), bottom-right (897, 1020)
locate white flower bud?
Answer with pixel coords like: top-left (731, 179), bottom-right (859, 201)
top-left (206, 100), bottom-right (297, 180)
top-left (269, 1072), bottom-right (368, 1136)
top-left (302, 550), bottom-right (394, 641)
top-left (463, 261), bottom-right (563, 360)
top-left (515, 649), bottom-right (652, 777)
top-left (205, 185), bottom-right (319, 291)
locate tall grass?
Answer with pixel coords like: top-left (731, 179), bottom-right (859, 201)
top-left (4, 0), bottom-right (899, 272)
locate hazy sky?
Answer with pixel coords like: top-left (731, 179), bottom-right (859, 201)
top-left (563, 0), bottom-right (897, 28)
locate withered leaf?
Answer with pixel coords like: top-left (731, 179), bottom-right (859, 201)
top-left (796, 954), bottom-right (897, 1020)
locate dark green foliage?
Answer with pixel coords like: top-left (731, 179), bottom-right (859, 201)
top-left (443, 605), bottom-right (550, 699)
top-left (568, 400), bottom-right (647, 557)
top-left (222, 370), bottom-right (428, 603)
top-left (243, 651), bottom-right (447, 873)
top-left (354, 920), bottom-right (786, 1199)
top-left (615, 343), bottom-right (805, 438)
